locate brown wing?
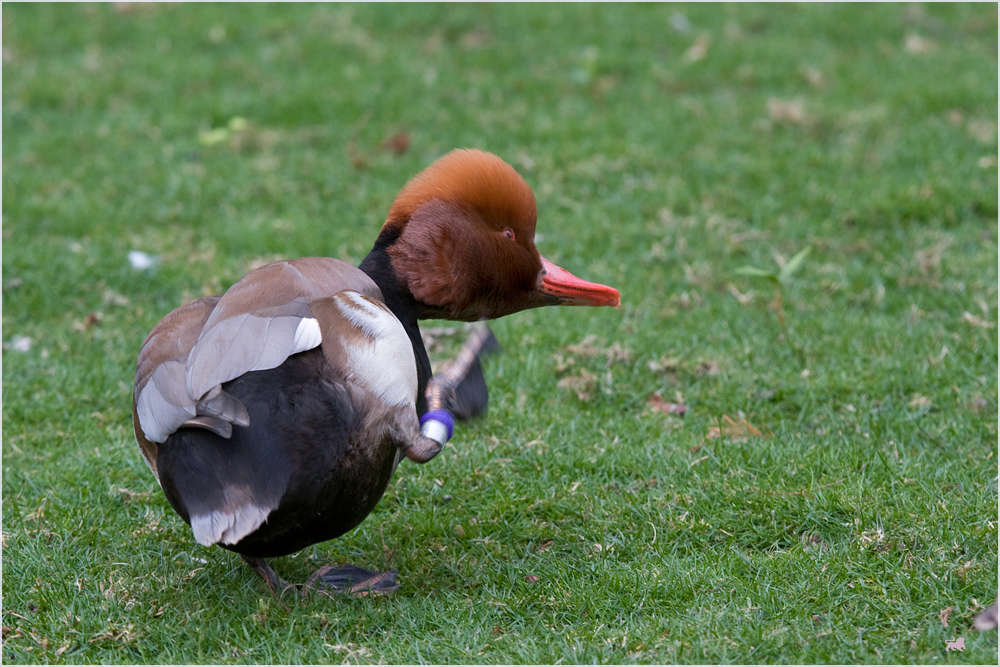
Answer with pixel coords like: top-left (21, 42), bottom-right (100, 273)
top-left (133, 295), bottom-right (221, 479)
top-left (133, 258), bottom-right (382, 461)
top-left (184, 258), bottom-right (382, 401)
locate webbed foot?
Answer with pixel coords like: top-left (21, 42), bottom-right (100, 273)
top-left (304, 564), bottom-right (400, 598)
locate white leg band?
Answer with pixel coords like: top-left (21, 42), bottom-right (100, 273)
top-left (420, 419), bottom-right (451, 446)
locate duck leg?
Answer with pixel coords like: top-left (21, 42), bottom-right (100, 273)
top-left (404, 324), bottom-right (500, 463)
top-left (302, 326), bottom-right (500, 597)
top-left (438, 324), bottom-right (500, 417)
top-left (240, 555), bottom-right (295, 606)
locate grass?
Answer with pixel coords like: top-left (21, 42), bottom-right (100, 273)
top-left (2, 2), bottom-right (997, 663)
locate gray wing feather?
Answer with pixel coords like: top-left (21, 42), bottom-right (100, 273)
top-left (185, 314), bottom-right (303, 401)
top-left (136, 361), bottom-right (198, 443)
top-left (135, 258), bottom-right (381, 445)
top-left (196, 385), bottom-right (251, 425)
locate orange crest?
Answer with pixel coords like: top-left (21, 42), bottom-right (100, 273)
top-left (385, 149), bottom-right (536, 234)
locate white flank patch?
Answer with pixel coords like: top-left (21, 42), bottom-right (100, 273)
top-left (335, 292), bottom-right (417, 408)
top-left (191, 503), bottom-right (272, 546)
top-left (291, 317), bottom-right (322, 354)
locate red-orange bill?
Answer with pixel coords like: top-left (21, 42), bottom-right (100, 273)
top-left (538, 257), bottom-right (621, 308)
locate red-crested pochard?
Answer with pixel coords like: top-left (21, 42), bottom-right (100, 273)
top-left (132, 149), bottom-right (621, 596)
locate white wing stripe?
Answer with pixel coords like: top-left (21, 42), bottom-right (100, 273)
top-left (291, 317), bottom-right (322, 354)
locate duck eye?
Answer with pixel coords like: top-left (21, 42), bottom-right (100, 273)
top-left (503, 229), bottom-right (515, 241)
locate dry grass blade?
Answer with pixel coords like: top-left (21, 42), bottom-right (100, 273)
top-left (647, 393), bottom-right (689, 416)
top-left (706, 415), bottom-right (767, 441)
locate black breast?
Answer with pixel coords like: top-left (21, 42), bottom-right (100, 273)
top-left (156, 348), bottom-right (402, 559)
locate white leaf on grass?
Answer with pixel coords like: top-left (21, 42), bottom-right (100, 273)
top-left (128, 250), bottom-right (156, 270)
top-left (7, 335), bottom-right (33, 352)
top-left (684, 35), bottom-right (710, 63)
top-left (670, 13), bottom-right (691, 33)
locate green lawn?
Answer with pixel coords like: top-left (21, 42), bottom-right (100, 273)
top-left (2, 3), bottom-right (997, 664)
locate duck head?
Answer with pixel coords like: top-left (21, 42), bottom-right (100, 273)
top-left (378, 149), bottom-right (621, 321)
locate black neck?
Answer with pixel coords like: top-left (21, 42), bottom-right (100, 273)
top-left (358, 229), bottom-right (432, 414)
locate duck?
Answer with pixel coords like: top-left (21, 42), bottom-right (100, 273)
top-left (132, 149), bottom-right (621, 596)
